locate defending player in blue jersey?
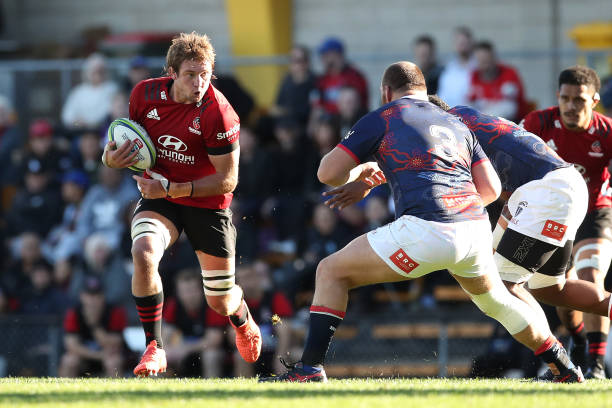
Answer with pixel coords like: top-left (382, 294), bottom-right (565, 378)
top-left (427, 97), bottom-right (612, 379)
top-left (260, 62), bottom-right (583, 383)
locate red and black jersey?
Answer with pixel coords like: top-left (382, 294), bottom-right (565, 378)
top-left (162, 297), bottom-right (226, 338)
top-left (315, 65), bottom-right (369, 114)
top-left (129, 77), bottom-right (240, 209)
top-left (63, 304), bottom-right (127, 342)
top-left (245, 291), bottom-right (293, 324)
top-left (468, 63), bottom-right (528, 121)
top-left (521, 107), bottom-right (612, 211)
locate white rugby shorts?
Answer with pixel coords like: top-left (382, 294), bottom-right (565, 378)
top-left (505, 166), bottom-right (588, 247)
top-left (367, 215), bottom-right (495, 279)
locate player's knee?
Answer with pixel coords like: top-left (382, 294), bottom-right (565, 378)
top-left (470, 284), bottom-right (531, 335)
top-left (315, 256), bottom-right (351, 288)
top-left (131, 239), bottom-right (159, 267)
top-left (206, 296), bottom-right (233, 316)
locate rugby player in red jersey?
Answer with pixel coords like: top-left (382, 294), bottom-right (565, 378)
top-left (102, 32), bottom-right (261, 377)
top-left (521, 66), bottom-right (612, 378)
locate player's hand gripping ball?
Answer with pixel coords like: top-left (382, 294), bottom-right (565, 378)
top-left (107, 118), bottom-right (156, 171)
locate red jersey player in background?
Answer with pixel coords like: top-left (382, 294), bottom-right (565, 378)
top-left (521, 66), bottom-right (612, 379)
top-left (102, 32), bottom-right (261, 377)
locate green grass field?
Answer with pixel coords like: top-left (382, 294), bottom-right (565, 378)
top-left (0, 377), bottom-right (611, 408)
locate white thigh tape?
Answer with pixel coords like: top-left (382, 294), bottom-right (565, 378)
top-left (527, 272), bottom-right (566, 290)
top-left (202, 269), bottom-right (235, 296)
top-left (131, 217), bottom-right (171, 249)
top-left (574, 243), bottom-right (612, 273)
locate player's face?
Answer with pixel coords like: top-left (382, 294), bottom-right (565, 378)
top-left (557, 84), bottom-right (598, 131)
top-left (172, 59), bottom-right (213, 104)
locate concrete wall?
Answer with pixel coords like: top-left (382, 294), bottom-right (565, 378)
top-left (293, 0), bottom-right (612, 108)
top-left (1, 0), bottom-right (611, 108)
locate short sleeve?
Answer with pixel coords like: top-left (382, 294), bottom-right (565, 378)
top-left (338, 112), bottom-right (385, 164)
top-left (63, 309), bottom-right (79, 333)
top-left (205, 102), bottom-right (240, 156)
top-left (107, 307), bottom-right (128, 332)
top-left (129, 82), bottom-right (144, 122)
top-left (471, 137), bottom-right (489, 168)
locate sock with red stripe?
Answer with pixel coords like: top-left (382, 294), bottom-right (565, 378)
top-left (301, 306), bottom-right (345, 367)
top-left (587, 332), bottom-right (607, 369)
top-left (134, 291), bottom-right (164, 348)
top-left (569, 322), bottom-right (587, 347)
top-left (535, 335), bottom-right (574, 375)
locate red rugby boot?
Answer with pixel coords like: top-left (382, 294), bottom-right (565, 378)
top-left (231, 309), bottom-right (262, 363)
top-left (133, 340), bottom-right (167, 377)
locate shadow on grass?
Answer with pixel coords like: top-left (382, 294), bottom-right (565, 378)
top-left (2, 386), bottom-right (610, 403)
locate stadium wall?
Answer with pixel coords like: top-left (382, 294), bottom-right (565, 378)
top-left (1, 0), bottom-right (610, 108)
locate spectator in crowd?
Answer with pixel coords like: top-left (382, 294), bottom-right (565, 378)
top-left (232, 261), bottom-right (294, 377)
top-left (313, 37), bottom-right (368, 116)
top-left (0, 96), bottom-right (22, 188)
top-left (70, 232), bottom-right (132, 308)
top-left (20, 119), bottom-right (73, 182)
top-left (336, 86), bottom-right (367, 137)
top-left (61, 53), bottom-right (119, 131)
top-left (265, 118), bottom-right (318, 241)
top-left (59, 276), bottom-right (127, 377)
top-left (5, 159), bottom-right (62, 238)
top-left (212, 70), bottom-right (255, 124)
top-left (74, 166), bottom-right (138, 253)
top-left (73, 130), bottom-right (103, 182)
top-left (233, 127), bottom-right (273, 261)
top-left (100, 92), bottom-right (130, 143)
top-left (312, 114), bottom-right (341, 159)
top-left (20, 259), bottom-right (69, 315)
top-left (3, 232), bottom-right (46, 298)
top-left (162, 268), bottom-right (226, 378)
top-left (42, 170), bottom-right (89, 263)
top-left (600, 74), bottom-right (612, 117)
top-left (438, 26), bottom-right (476, 107)
top-left (468, 41), bottom-right (528, 122)
top-left (413, 35), bottom-right (444, 94)
top-left (121, 56), bottom-right (151, 94)
top-left (271, 45), bottom-right (317, 127)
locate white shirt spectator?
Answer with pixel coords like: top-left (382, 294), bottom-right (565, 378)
top-left (61, 53), bottom-right (118, 129)
top-left (437, 57), bottom-right (476, 108)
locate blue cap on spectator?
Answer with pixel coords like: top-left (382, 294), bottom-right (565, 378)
top-left (62, 169), bottom-right (89, 190)
top-left (130, 55), bottom-right (148, 69)
top-left (318, 37), bottom-right (344, 55)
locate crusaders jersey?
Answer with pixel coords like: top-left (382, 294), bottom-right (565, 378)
top-left (129, 77), bottom-right (240, 209)
top-left (450, 105), bottom-right (570, 193)
top-left (339, 97), bottom-right (488, 223)
top-left (521, 107), bottom-right (612, 211)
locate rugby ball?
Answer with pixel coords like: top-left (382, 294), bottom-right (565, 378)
top-left (107, 118), bottom-right (156, 172)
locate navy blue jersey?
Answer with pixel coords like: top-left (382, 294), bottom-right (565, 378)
top-left (449, 106), bottom-right (570, 193)
top-left (339, 97), bottom-right (488, 222)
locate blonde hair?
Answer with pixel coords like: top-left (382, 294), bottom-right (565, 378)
top-left (165, 31), bottom-right (216, 75)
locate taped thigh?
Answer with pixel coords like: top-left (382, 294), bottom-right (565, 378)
top-left (527, 272), bottom-right (566, 290)
top-left (202, 269), bottom-right (235, 296)
top-left (574, 243), bottom-right (612, 273)
top-left (131, 217), bottom-right (171, 250)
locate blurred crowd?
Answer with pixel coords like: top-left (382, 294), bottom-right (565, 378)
top-left (1, 26), bottom-right (611, 378)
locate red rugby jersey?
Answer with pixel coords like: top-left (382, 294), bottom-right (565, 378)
top-left (129, 77), bottom-right (240, 209)
top-left (521, 107), bottom-right (612, 211)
